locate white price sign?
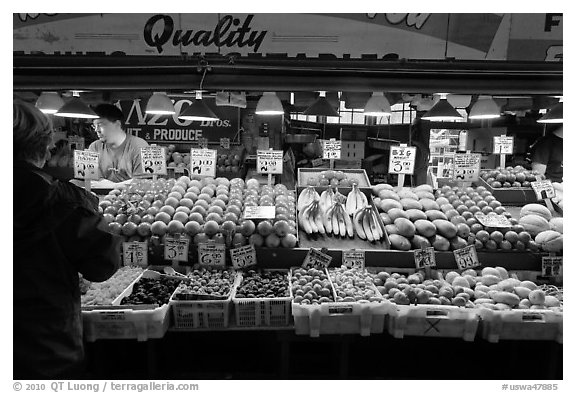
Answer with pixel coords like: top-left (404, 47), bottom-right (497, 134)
top-left (322, 139), bottom-right (341, 160)
top-left (198, 242), bottom-right (227, 268)
top-left (140, 146), bottom-right (167, 175)
top-left (68, 135), bottom-right (85, 151)
top-left (414, 247), bottom-right (436, 269)
top-left (302, 248), bottom-right (332, 269)
top-left (73, 150), bottom-right (99, 180)
top-left (388, 145), bottom-right (417, 175)
top-left (123, 241), bottom-right (148, 267)
top-left (198, 138), bottom-right (209, 149)
top-left (190, 148), bottom-right (217, 177)
top-left (541, 256), bottom-right (562, 277)
top-left (453, 245), bottom-right (481, 270)
top-left (474, 213), bottom-right (512, 228)
top-left (257, 150), bottom-right (283, 174)
top-left (493, 136), bottom-right (514, 155)
top-left (230, 244), bottom-right (257, 269)
top-left (531, 180), bottom-right (556, 201)
top-left (342, 249), bottom-right (365, 269)
top-left (164, 236), bottom-right (190, 262)
top-left (452, 153), bottom-right (481, 182)
top-left (243, 206), bottom-right (276, 220)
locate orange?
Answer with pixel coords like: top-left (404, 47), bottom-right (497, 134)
top-left (239, 220), bottom-right (256, 237)
top-left (193, 233), bottom-right (210, 244)
top-left (167, 220), bottom-right (185, 234)
top-left (179, 198), bottom-right (195, 209)
top-left (223, 212), bottom-right (239, 224)
top-left (188, 212), bottom-right (205, 225)
top-left (184, 221), bottom-right (202, 237)
top-left (257, 220), bottom-right (274, 237)
top-left (154, 211), bottom-right (172, 224)
top-left (159, 205), bottom-right (175, 216)
top-left (249, 233), bottom-right (264, 247)
top-left (273, 220), bottom-right (290, 237)
top-left (136, 222), bottom-right (152, 237)
top-left (168, 191), bottom-right (182, 200)
top-left (115, 213), bottom-right (128, 225)
top-left (173, 211), bottom-right (189, 224)
top-left (191, 205), bottom-right (207, 217)
top-left (204, 220), bottom-right (220, 236)
top-left (108, 222), bottom-right (122, 235)
top-left (205, 212), bottom-right (223, 224)
top-left (281, 233), bottom-right (297, 248)
top-left (264, 234), bottom-right (281, 248)
top-left (164, 197), bottom-right (179, 209)
top-left (221, 220), bottom-right (237, 233)
top-left (175, 206), bottom-right (191, 215)
top-left (121, 221), bottom-right (138, 237)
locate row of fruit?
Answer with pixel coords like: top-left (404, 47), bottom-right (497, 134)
top-left (172, 268), bottom-right (237, 300)
top-left (305, 170), bottom-right (362, 188)
top-left (518, 204), bottom-right (563, 252)
top-left (480, 166), bottom-right (544, 189)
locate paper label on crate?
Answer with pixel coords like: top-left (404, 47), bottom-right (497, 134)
top-left (140, 146), bottom-right (167, 175)
top-left (493, 135), bottom-right (514, 155)
top-left (541, 256), bottom-right (562, 277)
top-left (190, 148), bottom-right (217, 177)
top-left (220, 137), bottom-right (230, 149)
top-left (531, 180), bottom-right (556, 201)
top-left (198, 242), bottom-right (226, 268)
top-left (230, 244), bottom-right (257, 269)
top-left (311, 158), bottom-right (325, 167)
top-left (122, 241), bottom-right (148, 267)
top-left (68, 135), bottom-right (85, 151)
top-left (100, 312), bottom-right (127, 321)
top-left (414, 247), bottom-right (436, 269)
top-left (342, 249), bottom-right (365, 269)
top-left (328, 305), bottom-right (354, 314)
top-left (452, 153), bottom-right (481, 182)
top-left (388, 145), bottom-right (416, 175)
top-left (164, 236), bottom-right (190, 262)
top-left (257, 150), bottom-right (283, 174)
top-left (243, 205), bottom-right (276, 220)
top-left (453, 245), bottom-right (481, 270)
top-left (198, 137), bottom-right (209, 149)
top-left (302, 248), bottom-right (332, 269)
top-left (322, 139), bottom-right (341, 160)
top-left (474, 213), bottom-right (512, 228)
top-left (73, 150), bottom-right (99, 180)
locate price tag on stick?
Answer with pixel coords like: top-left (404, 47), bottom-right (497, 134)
top-left (257, 149), bottom-right (283, 174)
top-left (322, 139), bottom-right (342, 160)
top-left (190, 148), bottom-right (217, 177)
top-left (531, 180), bottom-right (556, 212)
top-left (453, 245), bottom-right (481, 270)
top-left (452, 153), bottom-right (481, 183)
top-left (74, 150), bottom-right (99, 180)
top-left (302, 248), bottom-right (332, 269)
top-left (389, 144), bottom-right (416, 187)
top-left (414, 247), bottom-right (436, 269)
top-left (541, 256), bottom-right (562, 277)
top-left (123, 241), bottom-right (148, 267)
top-left (493, 135), bottom-right (514, 154)
top-left (140, 146), bottom-right (167, 176)
top-left (198, 242), bottom-right (226, 268)
top-left (230, 244), bottom-right (257, 269)
top-left (342, 249), bottom-right (365, 269)
top-left (164, 236), bottom-right (190, 262)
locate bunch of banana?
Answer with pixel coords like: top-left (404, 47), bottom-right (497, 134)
top-left (298, 200), bottom-right (326, 235)
top-left (319, 186), bottom-right (336, 213)
top-left (324, 202), bottom-right (354, 238)
top-left (345, 184), bottom-right (368, 216)
top-left (353, 206), bottom-right (385, 242)
top-left (297, 186), bottom-right (320, 211)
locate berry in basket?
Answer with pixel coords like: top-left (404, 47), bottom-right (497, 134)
top-left (329, 266), bottom-right (383, 303)
top-left (235, 270), bottom-right (290, 298)
top-left (120, 277), bottom-right (180, 306)
top-left (173, 268), bottom-right (236, 300)
top-left (291, 267), bottom-right (335, 305)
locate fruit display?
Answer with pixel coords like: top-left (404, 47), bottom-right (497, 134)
top-left (304, 169), bottom-right (360, 187)
top-left (290, 267), bottom-right (336, 305)
top-left (551, 182), bottom-right (563, 209)
top-left (81, 266), bottom-right (145, 306)
top-left (371, 267), bottom-right (562, 312)
top-left (519, 204), bottom-right (563, 252)
top-left (165, 145), bottom-right (191, 170)
top-left (172, 268), bottom-right (237, 300)
top-left (216, 153), bottom-right (244, 176)
top-left (329, 266), bottom-right (383, 302)
top-left (119, 276), bottom-right (181, 306)
top-left (235, 270), bottom-right (290, 299)
top-left (480, 166), bottom-right (544, 189)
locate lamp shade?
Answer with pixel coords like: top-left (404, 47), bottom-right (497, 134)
top-left (145, 92), bottom-right (175, 115)
top-left (178, 98), bottom-right (219, 122)
top-left (303, 96), bottom-right (340, 117)
top-left (54, 97), bottom-right (98, 119)
top-left (363, 92), bottom-right (391, 116)
top-left (469, 96), bottom-right (501, 120)
top-left (255, 92), bottom-right (284, 115)
top-left (35, 92), bottom-right (65, 114)
top-left (537, 102), bottom-right (563, 123)
top-left (421, 98), bottom-right (464, 121)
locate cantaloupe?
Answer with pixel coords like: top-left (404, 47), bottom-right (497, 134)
top-left (519, 215), bottom-right (550, 237)
top-left (534, 230), bottom-right (563, 252)
top-left (520, 204), bottom-right (553, 221)
top-left (549, 217), bottom-right (563, 233)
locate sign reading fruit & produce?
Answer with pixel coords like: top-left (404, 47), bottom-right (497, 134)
top-left (493, 136), bottom-right (514, 154)
top-left (190, 148), bottom-right (217, 177)
top-left (164, 236), bottom-right (190, 262)
top-left (322, 139), bottom-right (342, 160)
top-left (531, 180), bottom-right (556, 201)
top-left (452, 153), bottom-right (481, 182)
top-left (243, 205), bottom-right (276, 220)
top-left (388, 145), bottom-right (416, 175)
top-left (342, 249), bottom-right (365, 269)
top-left (414, 247), bottom-right (436, 269)
top-left (73, 150), bottom-right (99, 180)
top-left (198, 242), bottom-right (226, 268)
top-left (302, 248), bottom-right (332, 269)
top-left (453, 245), bottom-right (480, 270)
top-left (123, 241), bottom-right (148, 267)
top-left (230, 244), bottom-right (257, 269)
top-left (140, 146), bottom-right (167, 175)
top-left (257, 150), bottom-right (283, 174)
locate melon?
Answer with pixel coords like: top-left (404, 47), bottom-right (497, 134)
top-left (549, 217), bottom-right (563, 233)
top-left (534, 230), bottom-right (563, 252)
top-left (518, 215), bottom-right (550, 237)
top-left (519, 204), bottom-right (553, 221)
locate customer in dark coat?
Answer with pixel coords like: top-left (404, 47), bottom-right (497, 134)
top-left (13, 99), bottom-right (122, 379)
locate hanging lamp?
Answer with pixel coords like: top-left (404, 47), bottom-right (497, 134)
top-left (537, 100), bottom-right (563, 123)
top-left (469, 95), bottom-right (501, 120)
top-left (255, 92), bottom-right (284, 115)
top-left (35, 92), bottom-right (65, 114)
top-left (421, 93), bottom-right (464, 122)
top-left (303, 91), bottom-right (340, 117)
top-left (145, 92), bottom-right (175, 115)
top-left (363, 92), bottom-right (392, 117)
top-left (54, 92), bottom-right (98, 119)
top-left (178, 66), bottom-right (219, 122)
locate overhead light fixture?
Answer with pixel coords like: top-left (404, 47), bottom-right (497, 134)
top-left (421, 93), bottom-right (464, 122)
top-left (469, 95), bottom-right (501, 120)
top-left (178, 91), bottom-right (219, 122)
top-left (54, 92), bottom-right (98, 119)
top-left (363, 92), bottom-right (391, 117)
top-left (537, 100), bottom-right (563, 124)
top-left (255, 92), bottom-right (284, 115)
top-left (35, 92), bottom-right (65, 114)
top-left (145, 92), bottom-right (176, 115)
top-left (303, 91), bottom-right (340, 117)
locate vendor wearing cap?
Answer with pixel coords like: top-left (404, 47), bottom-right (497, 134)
top-left (88, 103), bottom-right (149, 182)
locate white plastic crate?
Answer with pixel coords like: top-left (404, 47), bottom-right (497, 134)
top-left (387, 304), bottom-right (480, 342)
top-left (478, 308), bottom-right (563, 343)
